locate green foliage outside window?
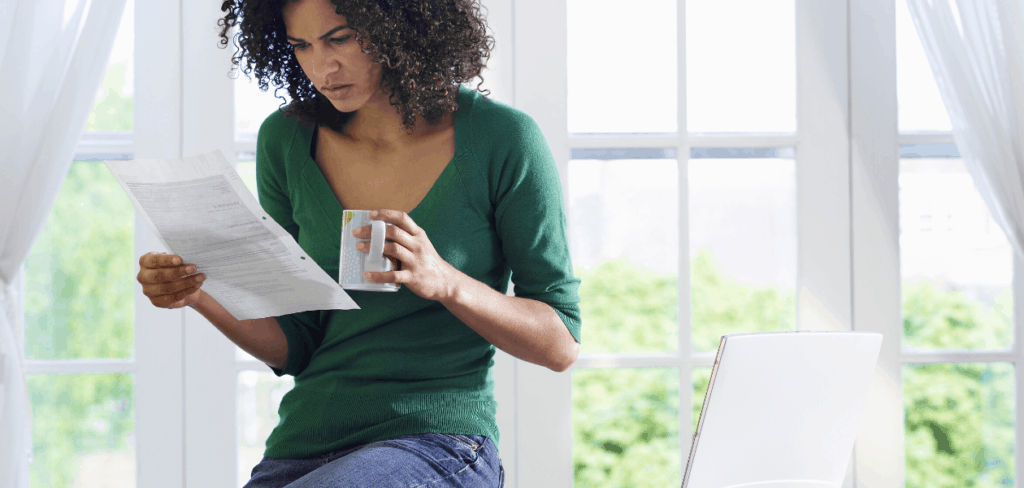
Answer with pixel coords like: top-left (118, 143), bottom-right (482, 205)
top-left (573, 251), bottom-right (795, 488)
top-left (572, 252), bottom-right (1015, 488)
top-left (27, 375), bottom-right (135, 488)
top-left (84, 62), bottom-right (133, 132)
top-left (25, 159), bottom-right (136, 487)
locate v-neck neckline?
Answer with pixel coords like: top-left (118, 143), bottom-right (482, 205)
top-left (299, 85), bottom-right (469, 221)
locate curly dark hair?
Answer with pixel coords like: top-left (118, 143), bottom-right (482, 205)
top-left (217, 0), bottom-right (494, 133)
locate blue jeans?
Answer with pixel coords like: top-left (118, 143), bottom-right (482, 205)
top-left (243, 434), bottom-right (504, 488)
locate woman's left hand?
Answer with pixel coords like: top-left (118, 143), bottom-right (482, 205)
top-left (353, 209), bottom-right (460, 301)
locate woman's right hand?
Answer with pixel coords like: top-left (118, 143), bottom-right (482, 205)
top-left (137, 252), bottom-right (207, 309)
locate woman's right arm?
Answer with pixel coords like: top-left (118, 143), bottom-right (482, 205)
top-left (137, 251), bottom-right (289, 371)
top-left (188, 289), bottom-right (288, 371)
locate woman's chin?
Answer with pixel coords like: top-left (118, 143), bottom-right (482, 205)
top-left (324, 99), bottom-right (363, 115)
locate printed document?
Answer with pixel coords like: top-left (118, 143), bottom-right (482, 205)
top-left (105, 149), bottom-right (359, 320)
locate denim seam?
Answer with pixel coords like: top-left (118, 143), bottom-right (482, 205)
top-left (409, 454), bottom-right (483, 488)
top-left (440, 433), bottom-right (479, 450)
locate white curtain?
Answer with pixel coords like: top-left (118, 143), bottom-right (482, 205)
top-left (905, 0), bottom-right (1024, 262)
top-left (0, 0), bottom-right (127, 486)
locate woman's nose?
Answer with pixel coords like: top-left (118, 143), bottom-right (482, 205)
top-left (309, 50), bottom-right (340, 81)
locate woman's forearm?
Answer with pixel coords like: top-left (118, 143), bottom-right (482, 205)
top-left (188, 289), bottom-right (289, 370)
top-left (438, 269), bottom-right (579, 372)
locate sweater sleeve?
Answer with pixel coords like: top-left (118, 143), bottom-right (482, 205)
top-left (488, 111), bottom-right (583, 343)
top-left (255, 111), bottom-right (326, 377)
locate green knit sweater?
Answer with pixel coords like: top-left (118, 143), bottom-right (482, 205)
top-left (255, 84), bottom-right (582, 459)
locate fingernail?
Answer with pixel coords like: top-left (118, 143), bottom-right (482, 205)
top-left (187, 265), bottom-right (196, 273)
top-left (173, 257), bottom-right (181, 265)
top-left (364, 272), bottom-right (371, 278)
top-left (370, 211), bottom-right (378, 217)
top-left (196, 274), bottom-right (206, 282)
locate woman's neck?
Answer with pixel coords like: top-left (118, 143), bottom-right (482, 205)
top-left (339, 88), bottom-right (455, 151)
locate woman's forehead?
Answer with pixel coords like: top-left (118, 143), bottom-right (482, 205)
top-left (282, 0), bottom-right (349, 36)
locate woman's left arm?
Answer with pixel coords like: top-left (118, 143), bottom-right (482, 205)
top-left (356, 209), bottom-right (579, 372)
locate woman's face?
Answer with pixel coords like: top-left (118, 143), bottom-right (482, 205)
top-left (282, 0), bottom-right (384, 113)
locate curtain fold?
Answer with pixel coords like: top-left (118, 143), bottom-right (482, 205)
top-left (905, 0), bottom-right (1024, 262)
top-left (0, 0), bottom-right (128, 486)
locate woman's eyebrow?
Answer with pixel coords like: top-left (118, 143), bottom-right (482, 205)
top-left (287, 24), bottom-right (351, 43)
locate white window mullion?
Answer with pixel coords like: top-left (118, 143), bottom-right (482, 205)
top-left (134, 0), bottom-right (185, 486)
top-left (678, 0), bottom-right (692, 464)
top-left (897, 132), bottom-right (955, 146)
top-left (574, 353), bottom-right (716, 370)
top-left (514, 0), bottom-right (571, 487)
top-left (235, 141), bottom-right (257, 157)
top-left (476, 0), bottom-right (519, 485)
top-left (181, 0), bottom-right (238, 486)
top-left (24, 360), bottom-right (137, 374)
top-left (569, 135), bottom-right (800, 150)
top-left (850, 1), bottom-right (905, 488)
top-left (795, 0), bottom-right (852, 334)
top-left (794, 4), bottom-right (857, 486)
top-left (75, 131), bottom-right (135, 155)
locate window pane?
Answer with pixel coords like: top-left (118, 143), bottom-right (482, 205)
top-left (238, 371), bottom-right (295, 487)
top-left (235, 64), bottom-right (291, 139)
top-left (897, 0), bottom-right (952, 132)
top-left (25, 161), bottom-right (135, 360)
top-left (572, 368), bottom-right (680, 488)
top-left (569, 159), bottom-right (679, 354)
top-left (900, 158), bottom-right (1012, 350)
top-left (28, 374), bottom-right (135, 488)
top-left (686, 0), bottom-right (796, 133)
top-left (903, 363), bottom-right (1014, 487)
top-left (567, 0), bottom-right (677, 133)
top-left (689, 155), bottom-right (797, 354)
top-left (84, 0), bottom-right (133, 131)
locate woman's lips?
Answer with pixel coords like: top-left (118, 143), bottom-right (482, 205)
top-left (322, 84), bottom-right (351, 99)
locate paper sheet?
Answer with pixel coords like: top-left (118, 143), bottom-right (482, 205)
top-left (105, 149), bottom-right (359, 320)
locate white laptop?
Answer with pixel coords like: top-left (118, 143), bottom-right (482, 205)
top-left (681, 330), bottom-right (883, 488)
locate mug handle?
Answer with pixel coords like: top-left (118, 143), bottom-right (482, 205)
top-left (364, 219), bottom-right (387, 272)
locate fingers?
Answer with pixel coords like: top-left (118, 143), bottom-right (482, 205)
top-left (369, 209), bottom-right (422, 236)
top-left (137, 252), bottom-right (206, 309)
top-left (138, 252), bottom-right (201, 281)
top-left (139, 252), bottom-right (182, 269)
top-left (140, 263), bottom-right (200, 285)
top-left (160, 283), bottom-right (203, 308)
top-left (364, 269), bottom-right (411, 284)
top-left (353, 219), bottom-right (417, 249)
top-left (356, 240), bottom-right (414, 262)
top-left (142, 273), bottom-right (206, 300)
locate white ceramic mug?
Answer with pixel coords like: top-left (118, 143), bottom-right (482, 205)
top-left (339, 210), bottom-right (400, 292)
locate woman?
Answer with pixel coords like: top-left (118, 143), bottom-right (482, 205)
top-left (135, 0), bottom-right (581, 486)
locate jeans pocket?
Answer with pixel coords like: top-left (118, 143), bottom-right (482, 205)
top-left (440, 433), bottom-right (480, 451)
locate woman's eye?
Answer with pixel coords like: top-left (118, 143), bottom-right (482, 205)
top-left (291, 43), bottom-right (309, 51)
top-left (331, 36), bottom-right (350, 44)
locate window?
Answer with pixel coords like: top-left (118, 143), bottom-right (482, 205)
top-left (24, 2), bottom-right (137, 486)
top-left (564, 0), bottom-right (797, 485)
